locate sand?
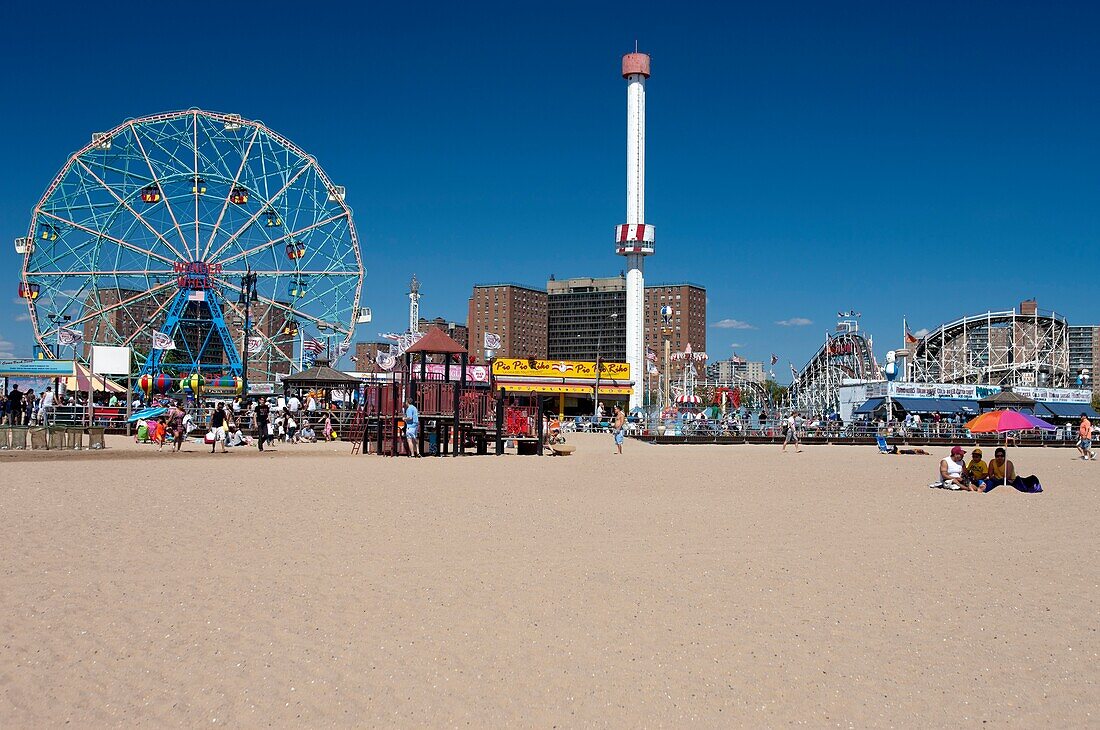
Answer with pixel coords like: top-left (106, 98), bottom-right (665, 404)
top-left (0, 434), bottom-right (1096, 727)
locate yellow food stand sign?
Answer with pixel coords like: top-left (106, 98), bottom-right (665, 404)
top-left (491, 358), bottom-right (630, 381)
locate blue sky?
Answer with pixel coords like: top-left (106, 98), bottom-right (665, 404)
top-left (1, 1), bottom-right (1097, 376)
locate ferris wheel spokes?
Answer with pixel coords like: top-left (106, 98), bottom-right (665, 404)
top-left (215, 277), bottom-right (350, 338)
top-left (199, 125), bottom-right (262, 260)
top-left (216, 212), bottom-right (350, 269)
top-left (37, 210), bottom-right (177, 267)
top-left (72, 158), bottom-right (190, 263)
top-left (205, 158), bottom-right (315, 264)
top-left (131, 122), bottom-right (192, 256)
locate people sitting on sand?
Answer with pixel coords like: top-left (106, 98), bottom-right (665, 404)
top-left (981, 447), bottom-right (1043, 492)
top-left (224, 424), bottom-right (246, 448)
top-left (965, 448), bottom-right (988, 486)
top-left (299, 423), bottom-right (317, 442)
top-left (937, 445), bottom-right (972, 490)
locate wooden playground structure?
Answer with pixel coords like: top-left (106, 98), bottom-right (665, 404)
top-left (346, 330), bottom-right (564, 457)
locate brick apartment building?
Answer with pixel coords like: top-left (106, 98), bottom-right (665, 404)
top-left (466, 283), bottom-right (548, 361)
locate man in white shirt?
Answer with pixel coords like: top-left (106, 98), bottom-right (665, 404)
top-left (38, 388), bottom-right (56, 425)
top-left (287, 394), bottom-right (301, 413)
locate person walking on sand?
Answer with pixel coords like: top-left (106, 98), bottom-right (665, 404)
top-left (1077, 413), bottom-right (1094, 460)
top-left (613, 405), bottom-right (626, 454)
top-left (255, 398), bottom-right (270, 452)
top-left (782, 411), bottom-right (802, 452)
top-left (209, 403), bottom-right (227, 453)
top-left (405, 396), bottom-right (420, 457)
top-left (166, 402), bottom-right (186, 452)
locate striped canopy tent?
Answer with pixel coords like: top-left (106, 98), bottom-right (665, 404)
top-left (676, 394), bottom-right (703, 404)
top-left (65, 363), bottom-right (127, 394)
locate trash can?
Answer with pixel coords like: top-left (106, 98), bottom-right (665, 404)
top-left (48, 428), bottom-right (64, 450)
top-left (0, 427), bottom-right (10, 450)
top-left (29, 427), bottom-right (48, 450)
top-left (64, 427), bottom-right (84, 450)
top-left (428, 431), bottom-right (438, 455)
top-left (10, 426), bottom-right (29, 450)
top-left (85, 427), bottom-right (106, 450)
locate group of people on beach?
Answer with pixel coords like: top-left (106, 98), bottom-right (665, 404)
top-left (936, 445), bottom-right (1043, 492)
top-left (133, 395), bottom-right (337, 453)
top-left (2, 385), bottom-right (59, 426)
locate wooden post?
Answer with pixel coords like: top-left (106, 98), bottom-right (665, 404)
top-left (536, 395), bottom-right (544, 456)
top-left (495, 387), bottom-right (505, 455)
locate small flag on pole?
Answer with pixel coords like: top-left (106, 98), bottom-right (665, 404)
top-left (303, 338), bottom-right (325, 354)
top-left (770, 353), bottom-right (779, 366)
top-left (152, 331), bottom-right (176, 350)
top-left (247, 336), bottom-right (264, 355)
top-left (646, 348), bottom-right (657, 362)
top-left (904, 318), bottom-right (919, 344)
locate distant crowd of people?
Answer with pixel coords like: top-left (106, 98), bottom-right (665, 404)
top-left (132, 392), bottom-right (339, 454)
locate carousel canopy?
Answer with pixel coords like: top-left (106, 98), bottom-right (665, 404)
top-left (676, 394), bottom-right (703, 404)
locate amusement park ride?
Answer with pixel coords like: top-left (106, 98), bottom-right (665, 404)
top-left (15, 109), bottom-right (365, 396)
top-left (790, 311), bottom-right (881, 416)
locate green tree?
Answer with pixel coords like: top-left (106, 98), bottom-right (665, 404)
top-left (763, 379), bottom-right (788, 408)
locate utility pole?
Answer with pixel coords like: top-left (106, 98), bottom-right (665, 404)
top-left (238, 270), bottom-right (258, 398)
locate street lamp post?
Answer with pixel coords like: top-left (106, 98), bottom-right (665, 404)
top-left (594, 312), bottom-right (619, 418)
top-left (238, 270), bottom-right (258, 400)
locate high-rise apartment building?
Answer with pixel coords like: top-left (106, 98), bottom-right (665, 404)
top-left (644, 283), bottom-right (707, 378)
top-left (418, 316), bottom-right (469, 350)
top-left (466, 278), bottom-right (706, 384)
top-left (466, 283), bottom-right (548, 361)
top-left (547, 276), bottom-right (627, 362)
top-left (706, 357), bottom-right (766, 384)
top-left (543, 277), bottom-right (706, 381)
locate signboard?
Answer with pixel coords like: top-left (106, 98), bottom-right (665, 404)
top-left (417, 363), bottom-right (490, 383)
top-left (491, 358), bottom-right (630, 382)
top-left (0, 359), bottom-right (76, 377)
top-left (91, 345), bottom-right (131, 375)
top-left (863, 381), bottom-right (1091, 404)
top-left (248, 383), bottom-right (276, 395)
top-left (1015, 386), bottom-right (1092, 403)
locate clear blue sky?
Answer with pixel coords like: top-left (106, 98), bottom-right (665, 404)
top-left (1, 1), bottom-right (1097, 377)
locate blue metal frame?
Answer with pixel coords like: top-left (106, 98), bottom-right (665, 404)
top-left (139, 287), bottom-right (242, 376)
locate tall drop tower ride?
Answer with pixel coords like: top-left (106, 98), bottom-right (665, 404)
top-left (616, 50), bottom-right (654, 411)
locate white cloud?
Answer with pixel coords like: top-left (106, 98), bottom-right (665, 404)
top-left (14, 312), bottom-right (31, 322)
top-left (729, 342), bottom-right (744, 348)
top-left (712, 318), bottom-right (755, 330)
top-left (0, 337), bottom-right (14, 358)
top-left (776, 317), bottom-right (813, 327)
top-left (914, 328), bottom-right (929, 338)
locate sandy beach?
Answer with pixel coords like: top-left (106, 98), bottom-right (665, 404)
top-left (0, 434), bottom-right (1096, 727)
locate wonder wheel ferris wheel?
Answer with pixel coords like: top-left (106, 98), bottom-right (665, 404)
top-left (16, 109), bottom-right (365, 388)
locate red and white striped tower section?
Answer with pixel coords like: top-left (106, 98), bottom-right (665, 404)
top-left (617, 51), bottom-right (655, 411)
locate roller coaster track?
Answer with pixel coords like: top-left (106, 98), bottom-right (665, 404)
top-left (792, 328), bottom-right (880, 415)
top-left (909, 308), bottom-right (1070, 387)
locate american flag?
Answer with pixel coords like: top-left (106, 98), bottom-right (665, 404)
top-left (303, 338), bottom-right (325, 354)
top-left (646, 348), bottom-right (657, 362)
